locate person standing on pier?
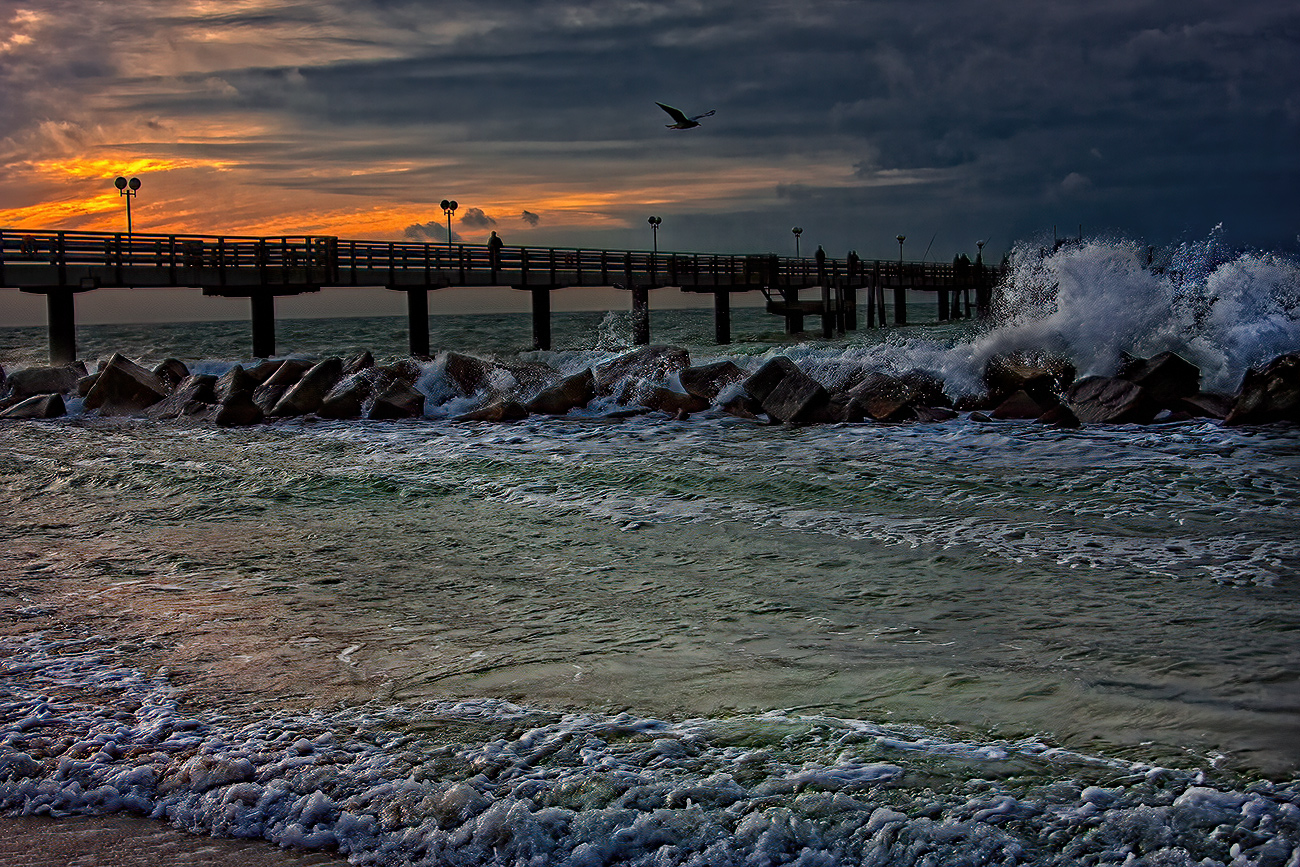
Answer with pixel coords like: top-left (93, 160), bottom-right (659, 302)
top-left (488, 231), bottom-right (504, 270)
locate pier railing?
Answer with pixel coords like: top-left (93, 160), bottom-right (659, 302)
top-left (1, 228), bottom-right (999, 362)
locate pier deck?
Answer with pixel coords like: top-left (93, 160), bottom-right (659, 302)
top-left (1, 230), bottom-right (998, 363)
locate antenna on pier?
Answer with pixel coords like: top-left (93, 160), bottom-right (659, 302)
top-left (921, 231), bottom-right (937, 262)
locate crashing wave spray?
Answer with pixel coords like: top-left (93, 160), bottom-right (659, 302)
top-left (963, 227), bottom-right (1300, 393)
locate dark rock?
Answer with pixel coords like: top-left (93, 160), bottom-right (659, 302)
top-left (720, 395), bottom-right (763, 419)
top-left (1152, 409), bottom-right (1195, 424)
top-left (1225, 353), bottom-right (1300, 426)
top-left (369, 379), bottom-right (425, 419)
top-left (847, 370), bottom-right (949, 422)
top-left (1117, 351), bottom-right (1200, 407)
top-left (593, 345), bottom-right (691, 396)
top-left (913, 405), bottom-right (958, 423)
top-left (343, 350), bottom-right (375, 376)
top-left (270, 357), bottom-right (344, 417)
top-left (84, 353), bottom-right (168, 414)
top-left (76, 373), bottom-right (98, 397)
top-left (216, 365), bottom-right (257, 402)
top-left (762, 367), bottom-right (829, 423)
top-left (641, 387), bottom-right (710, 416)
top-left (743, 356), bottom-right (800, 404)
top-left (5, 364), bottom-right (83, 399)
top-left (969, 411), bottom-right (993, 422)
top-left (1178, 392), bottom-right (1234, 420)
top-left (318, 371), bottom-right (382, 420)
top-left (253, 358), bottom-right (316, 411)
top-left (0, 393), bottom-right (66, 420)
top-left (454, 400), bottom-right (529, 422)
top-left (145, 375), bottom-right (219, 420)
top-left (151, 358), bottom-right (191, 392)
top-left (679, 360), bottom-right (748, 402)
top-left (525, 368), bottom-right (595, 415)
top-left (1036, 404), bottom-right (1081, 428)
top-left (991, 390), bottom-right (1046, 420)
top-left (1065, 376), bottom-right (1158, 424)
top-left (215, 393), bottom-right (264, 427)
top-left (983, 354), bottom-right (1075, 407)
top-left (380, 357), bottom-right (427, 385)
top-left (0, 364), bottom-right (4, 392)
top-left (246, 358), bottom-right (288, 386)
top-left (443, 352), bottom-right (504, 397)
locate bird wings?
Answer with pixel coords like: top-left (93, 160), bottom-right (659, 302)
top-left (656, 102), bottom-right (715, 128)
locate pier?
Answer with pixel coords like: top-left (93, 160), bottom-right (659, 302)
top-left (1, 229), bottom-right (999, 363)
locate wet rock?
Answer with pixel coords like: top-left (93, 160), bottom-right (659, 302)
top-left (270, 357), bottom-right (344, 417)
top-left (151, 358), bottom-right (191, 392)
top-left (1178, 392), bottom-right (1234, 420)
top-left (443, 352), bottom-right (505, 397)
top-left (216, 364), bottom-right (257, 402)
top-left (145, 374), bottom-right (219, 420)
top-left (913, 405), bottom-right (959, 423)
top-left (454, 400), bottom-right (529, 422)
top-left (762, 367), bottom-right (829, 424)
top-left (721, 395), bottom-right (763, 419)
top-left (318, 371), bottom-right (381, 420)
top-left (847, 370), bottom-right (949, 422)
top-left (743, 356), bottom-right (800, 404)
top-left (369, 379), bottom-right (425, 419)
top-left (526, 368), bottom-right (595, 415)
top-left (76, 373), bottom-right (98, 397)
top-left (343, 350), bottom-right (375, 376)
top-left (380, 357), bottom-right (427, 385)
top-left (991, 390), bottom-right (1047, 420)
top-left (1117, 351), bottom-right (1200, 407)
top-left (5, 364), bottom-right (83, 399)
top-left (641, 386), bottom-right (710, 416)
top-left (215, 392), bottom-right (264, 427)
top-left (679, 360), bottom-right (747, 402)
top-left (594, 345), bottom-right (691, 395)
top-left (84, 353), bottom-right (168, 414)
top-left (983, 354), bottom-right (1075, 407)
top-left (253, 358), bottom-right (316, 411)
top-left (1065, 376), bottom-right (1158, 424)
top-left (1036, 404), bottom-right (1081, 428)
top-left (0, 364), bottom-right (4, 392)
top-left (1225, 353), bottom-right (1300, 425)
top-left (0, 393), bottom-right (66, 420)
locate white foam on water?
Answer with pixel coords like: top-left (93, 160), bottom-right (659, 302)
top-left (3, 633), bottom-right (1298, 867)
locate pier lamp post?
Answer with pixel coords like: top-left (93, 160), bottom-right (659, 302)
top-left (440, 199), bottom-right (458, 249)
top-left (647, 216), bottom-right (661, 254)
top-left (896, 234), bottom-right (906, 264)
top-left (792, 227), bottom-right (803, 258)
top-left (114, 176), bottom-right (141, 235)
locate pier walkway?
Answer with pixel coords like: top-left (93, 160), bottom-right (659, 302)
top-left (1, 229), bottom-right (998, 363)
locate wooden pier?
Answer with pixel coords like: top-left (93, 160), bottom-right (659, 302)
top-left (0, 229), bottom-right (999, 363)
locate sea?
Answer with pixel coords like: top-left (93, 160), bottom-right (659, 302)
top-left (2, 234), bottom-right (1299, 867)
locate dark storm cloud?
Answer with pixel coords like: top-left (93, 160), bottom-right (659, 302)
top-left (521, 211), bottom-right (541, 226)
top-left (4, 0), bottom-right (1297, 253)
top-left (404, 220), bottom-right (458, 242)
top-left (458, 207), bottom-right (497, 229)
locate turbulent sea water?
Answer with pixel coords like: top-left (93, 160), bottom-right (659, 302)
top-left (2, 235), bottom-right (1300, 866)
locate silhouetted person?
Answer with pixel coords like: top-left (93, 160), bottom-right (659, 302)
top-left (847, 250), bottom-right (859, 278)
top-left (487, 231), bottom-right (503, 269)
top-left (815, 245), bottom-right (826, 267)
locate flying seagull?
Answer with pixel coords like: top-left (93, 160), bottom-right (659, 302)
top-left (656, 102), bottom-right (715, 130)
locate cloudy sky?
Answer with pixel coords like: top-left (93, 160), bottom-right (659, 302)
top-left (1, 0), bottom-right (1297, 268)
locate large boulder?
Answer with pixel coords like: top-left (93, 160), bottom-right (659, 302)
top-left (1225, 353), bottom-right (1300, 425)
top-left (216, 364), bottom-right (258, 402)
top-left (983, 354), bottom-right (1075, 408)
top-left (593, 345), bottom-right (691, 396)
top-left (318, 371), bottom-right (382, 420)
top-left (991, 390), bottom-right (1048, 420)
top-left (5, 364), bottom-right (83, 399)
top-left (369, 379), bottom-right (425, 419)
top-left (0, 393), bottom-right (66, 420)
top-left (743, 356), bottom-right (800, 404)
top-left (443, 352), bottom-right (506, 397)
top-left (1065, 376), bottom-right (1158, 424)
top-left (84, 353), bottom-right (168, 414)
top-left (215, 393), bottom-right (264, 427)
top-left (343, 350), bottom-right (375, 376)
top-left (1117, 351), bottom-right (1200, 408)
top-left (526, 368), bottom-right (595, 415)
top-left (1179, 392), bottom-right (1234, 420)
top-left (145, 375), bottom-right (218, 420)
top-left (762, 368), bottom-right (828, 423)
top-left (640, 386), bottom-right (710, 416)
top-left (847, 370), bottom-right (949, 422)
top-left (151, 358), bottom-right (191, 392)
top-left (454, 400), bottom-right (529, 422)
top-left (679, 360), bottom-right (748, 402)
top-left (253, 358), bottom-right (316, 411)
top-left (270, 357), bottom-right (344, 417)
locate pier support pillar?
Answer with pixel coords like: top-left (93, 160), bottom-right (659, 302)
top-left (251, 292), bottom-right (276, 358)
top-left (406, 289), bottom-right (430, 357)
top-left (531, 287), bottom-right (551, 351)
top-left (631, 285), bottom-right (650, 346)
top-left (782, 286), bottom-right (803, 334)
top-left (844, 284), bottom-right (857, 331)
top-left (713, 289), bottom-right (731, 345)
top-left (894, 285), bottom-right (907, 326)
top-left (47, 289), bottom-right (77, 365)
top-left (938, 286), bottom-right (950, 322)
top-left (821, 283), bottom-right (833, 338)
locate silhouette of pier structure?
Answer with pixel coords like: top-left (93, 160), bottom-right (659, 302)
top-left (1, 229), bottom-right (999, 363)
